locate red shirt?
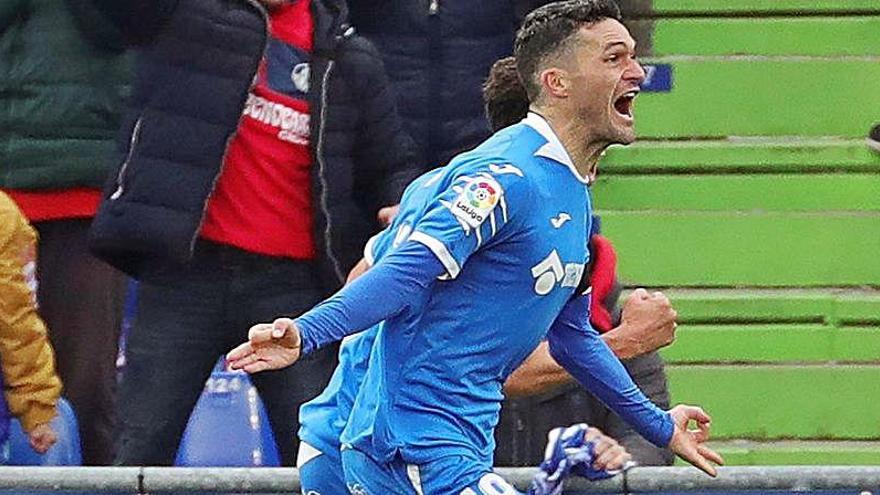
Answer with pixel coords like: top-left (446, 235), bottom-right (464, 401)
top-left (200, 0), bottom-right (316, 259)
top-left (2, 188), bottom-right (102, 222)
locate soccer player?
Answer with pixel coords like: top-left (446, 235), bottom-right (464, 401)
top-left (229, 1), bottom-right (723, 492)
top-left (295, 169), bottom-right (631, 494)
top-left (485, 56), bottom-right (678, 466)
top-left (292, 55), bottom-right (678, 495)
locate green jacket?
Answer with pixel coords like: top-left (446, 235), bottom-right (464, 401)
top-left (0, 0), bottom-right (131, 190)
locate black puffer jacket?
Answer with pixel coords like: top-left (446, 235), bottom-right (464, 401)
top-left (347, 0), bottom-right (549, 168)
top-left (88, 0), bottom-right (420, 290)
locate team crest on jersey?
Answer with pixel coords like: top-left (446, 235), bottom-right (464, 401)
top-left (448, 176), bottom-right (503, 228)
top-left (291, 62), bottom-right (310, 93)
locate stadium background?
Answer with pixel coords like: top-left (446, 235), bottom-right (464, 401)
top-left (601, 0), bottom-right (880, 466)
top-left (1, 0), bottom-right (879, 489)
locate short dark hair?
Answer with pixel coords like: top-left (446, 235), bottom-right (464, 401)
top-left (483, 57), bottom-right (530, 131)
top-left (514, 0), bottom-right (622, 100)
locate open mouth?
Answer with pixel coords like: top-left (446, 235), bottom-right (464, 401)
top-left (613, 90), bottom-right (639, 120)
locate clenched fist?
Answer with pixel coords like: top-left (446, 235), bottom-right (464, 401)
top-left (610, 288), bottom-right (678, 359)
top-left (29, 423), bottom-right (57, 454)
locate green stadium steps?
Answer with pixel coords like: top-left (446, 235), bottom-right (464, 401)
top-left (666, 365), bottom-right (880, 439)
top-left (627, 1), bottom-right (880, 15)
top-left (674, 441), bottom-right (880, 466)
top-left (597, 212), bottom-right (880, 287)
top-left (660, 324), bottom-right (880, 363)
top-left (631, 16), bottom-right (880, 57)
top-left (630, 59), bottom-right (880, 139)
top-left (836, 295), bottom-right (880, 324)
top-left (601, 139), bottom-right (880, 174)
top-left (651, 289), bottom-right (880, 325)
top-left (592, 174), bottom-right (880, 212)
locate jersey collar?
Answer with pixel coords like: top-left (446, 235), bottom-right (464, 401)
top-left (521, 111), bottom-right (588, 185)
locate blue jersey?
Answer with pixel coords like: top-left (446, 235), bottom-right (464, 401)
top-left (339, 113), bottom-right (593, 466)
top-left (298, 170), bottom-right (446, 457)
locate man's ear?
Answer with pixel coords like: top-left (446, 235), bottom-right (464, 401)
top-left (539, 67), bottom-right (571, 99)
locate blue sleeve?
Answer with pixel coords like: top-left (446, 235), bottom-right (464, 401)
top-left (362, 169), bottom-right (442, 266)
top-left (362, 228), bottom-right (391, 267)
top-left (295, 240), bottom-right (445, 355)
top-left (546, 292), bottom-right (675, 448)
top-left (410, 163), bottom-right (529, 279)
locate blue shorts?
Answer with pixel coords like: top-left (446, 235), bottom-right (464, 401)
top-left (297, 442), bottom-right (348, 495)
top-left (341, 447), bottom-right (522, 495)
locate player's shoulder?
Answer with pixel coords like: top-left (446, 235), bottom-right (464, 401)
top-left (449, 126), bottom-right (556, 187)
top-left (399, 168), bottom-right (444, 204)
top-left (482, 122), bottom-right (550, 159)
top-left (444, 152), bottom-right (535, 207)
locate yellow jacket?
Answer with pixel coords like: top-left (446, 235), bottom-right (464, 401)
top-left (0, 192), bottom-right (61, 432)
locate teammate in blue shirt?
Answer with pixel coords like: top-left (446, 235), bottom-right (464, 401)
top-left (229, 1), bottom-right (723, 493)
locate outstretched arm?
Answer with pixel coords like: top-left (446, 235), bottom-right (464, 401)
top-left (546, 292), bottom-right (723, 476)
top-left (504, 288), bottom-right (676, 398)
top-left (229, 162), bottom-right (532, 373)
top-left (227, 240), bottom-right (444, 372)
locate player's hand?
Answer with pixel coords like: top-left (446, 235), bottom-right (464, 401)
top-left (584, 427), bottom-right (631, 472)
top-left (532, 423), bottom-right (628, 495)
top-left (616, 288), bottom-right (678, 357)
top-left (667, 405), bottom-right (724, 477)
top-left (227, 318), bottom-right (302, 373)
top-left (377, 204), bottom-right (400, 226)
top-left (28, 423), bottom-right (57, 454)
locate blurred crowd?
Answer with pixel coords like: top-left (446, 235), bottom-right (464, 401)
top-left (0, 0), bottom-right (679, 468)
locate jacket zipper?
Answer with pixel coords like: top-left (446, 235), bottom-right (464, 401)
top-left (110, 117), bottom-right (143, 200)
top-left (315, 59), bottom-right (346, 283)
top-left (188, 0), bottom-right (269, 256)
top-left (428, 0), bottom-right (439, 15)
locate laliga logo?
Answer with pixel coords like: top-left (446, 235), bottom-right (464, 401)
top-left (456, 180), bottom-right (499, 223)
top-left (446, 175), bottom-right (503, 229)
top-left (455, 202), bottom-right (485, 224)
top-left (466, 180), bottom-right (498, 209)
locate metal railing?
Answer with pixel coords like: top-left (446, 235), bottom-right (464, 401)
top-left (0, 466), bottom-right (879, 493)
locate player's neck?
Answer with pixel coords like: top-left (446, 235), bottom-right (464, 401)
top-left (533, 107), bottom-right (606, 184)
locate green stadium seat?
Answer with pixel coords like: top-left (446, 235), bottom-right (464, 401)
top-left (678, 441), bottom-right (880, 466)
top-left (593, 174), bottom-right (880, 211)
top-left (629, 59), bottom-right (880, 139)
top-left (624, 1), bottom-right (880, 15)
top-left (602, 139), bottom-right (880, 175)
top-left (628, 17), bottom-right (880, 57)
top-left (599, 212), bottom-right (880, 287)
top-left (661, 324), bottom-right (880, 363)
top-left (666, 365), bottom-right (880, 440)
top-left (592, 1), bottom-right (880, 465)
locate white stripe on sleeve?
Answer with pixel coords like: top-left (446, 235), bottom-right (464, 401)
top-left (409, 231), bottom-right (461, 279)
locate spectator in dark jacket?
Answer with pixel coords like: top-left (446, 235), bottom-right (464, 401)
top-left (88, 0), bottom-right (421, 466)
top-left (347, 0), bottom-right (550, 168)
top-left (482, 57), bottom-right (678, 467)
top-left (346, 0), bottom-right (653, 170)
top-left (0, 0), bottom-right (130, 465)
